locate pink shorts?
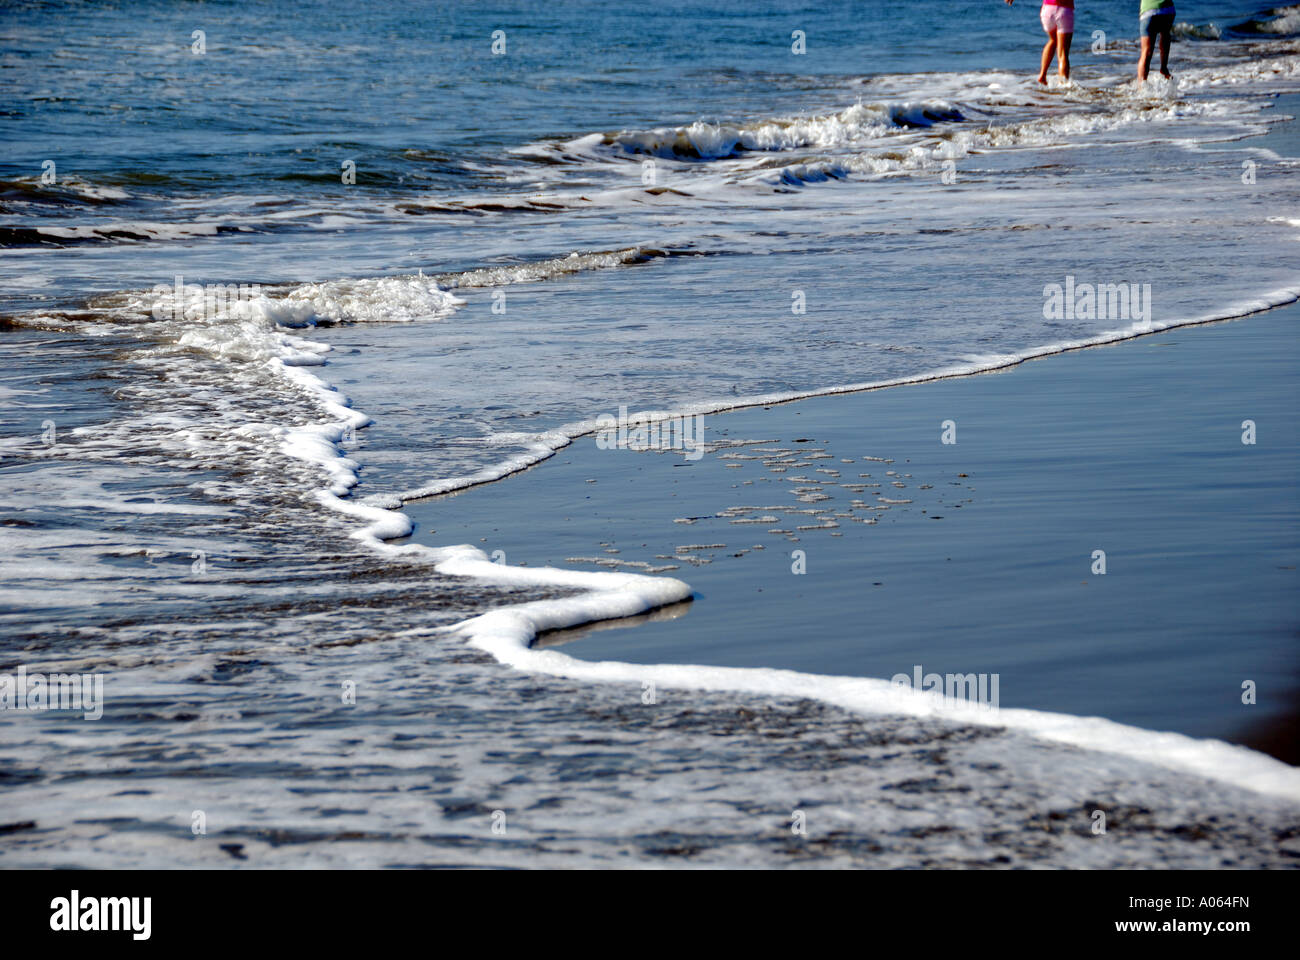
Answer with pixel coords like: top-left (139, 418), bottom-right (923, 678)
top-left (1040, 3), bottom-right (1074, 34)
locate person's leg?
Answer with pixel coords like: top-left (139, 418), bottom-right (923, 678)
top-left (1158, 26), bottom-right (1172, 78)
top-left (1039, 31), bottom-right (1058, 85)
top-left (1138, 35), bottom-right (1153, 81)
top-left (1058, 31), bottom-right (1073, 80)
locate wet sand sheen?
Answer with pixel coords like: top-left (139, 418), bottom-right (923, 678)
top-left (410, 302), bottom-right (1300, 760)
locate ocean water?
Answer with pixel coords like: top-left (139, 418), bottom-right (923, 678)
top-left (2, 0), bottom-right (1300, 865)
top-left (416, 305), bottom-right (1300, 747)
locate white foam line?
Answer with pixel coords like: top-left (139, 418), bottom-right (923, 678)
top-left (388, 281), bottom-right (1300, 505)
top-left (361, 432), bottom-right (573, 509)
top-left (302, 283), bottom-right (1300, 803)
top-left (449, 602), bottom-right (1300, 801)
top-left (225, 256), bottom-right (1300, 803)
top-left (37, 47), bottom-right (1293, 804)
top-left (275, 357), bottom-right (371, 497)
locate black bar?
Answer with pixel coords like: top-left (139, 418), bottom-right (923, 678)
top-left (0, 869), bottom-right (1286, 945)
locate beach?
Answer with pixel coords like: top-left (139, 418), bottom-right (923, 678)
top-left (1, 0), bottom-right (1298, 871)
top-left (410, 302), bottom-right (1300, 760)
top-left (6, 275), bottom-right (1298, 871)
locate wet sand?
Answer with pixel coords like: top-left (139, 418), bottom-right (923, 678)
top-left (409, 303), bottom-right (1300, 759)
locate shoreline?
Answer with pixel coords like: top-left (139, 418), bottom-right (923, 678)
top-left (5, 3), bottom-right (1300, 871)
top-left (385, 284), bottom-right (1300, 508)
top-left (408, 299), bottom-right (1300, 796)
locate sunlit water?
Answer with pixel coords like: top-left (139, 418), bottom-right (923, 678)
top-left (2, 1), bottom-right (1299, 866)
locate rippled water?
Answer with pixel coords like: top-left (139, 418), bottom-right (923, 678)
top-left (2, 0), bottom-right (1299, 866)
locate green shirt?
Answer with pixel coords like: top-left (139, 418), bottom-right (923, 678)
top-left (1140, 0), bottom-right (1173, 12)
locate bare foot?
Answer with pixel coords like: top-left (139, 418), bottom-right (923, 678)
top-left (1037, 75), bottom-right (1048, 85)
top-left (1160, 69), bottom-right (1172, 79)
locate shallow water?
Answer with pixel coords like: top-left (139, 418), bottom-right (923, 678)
top-left (2, 0), bottom-right (1300, 865)
top-left (414, 306), bottom-right (1299, 745)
